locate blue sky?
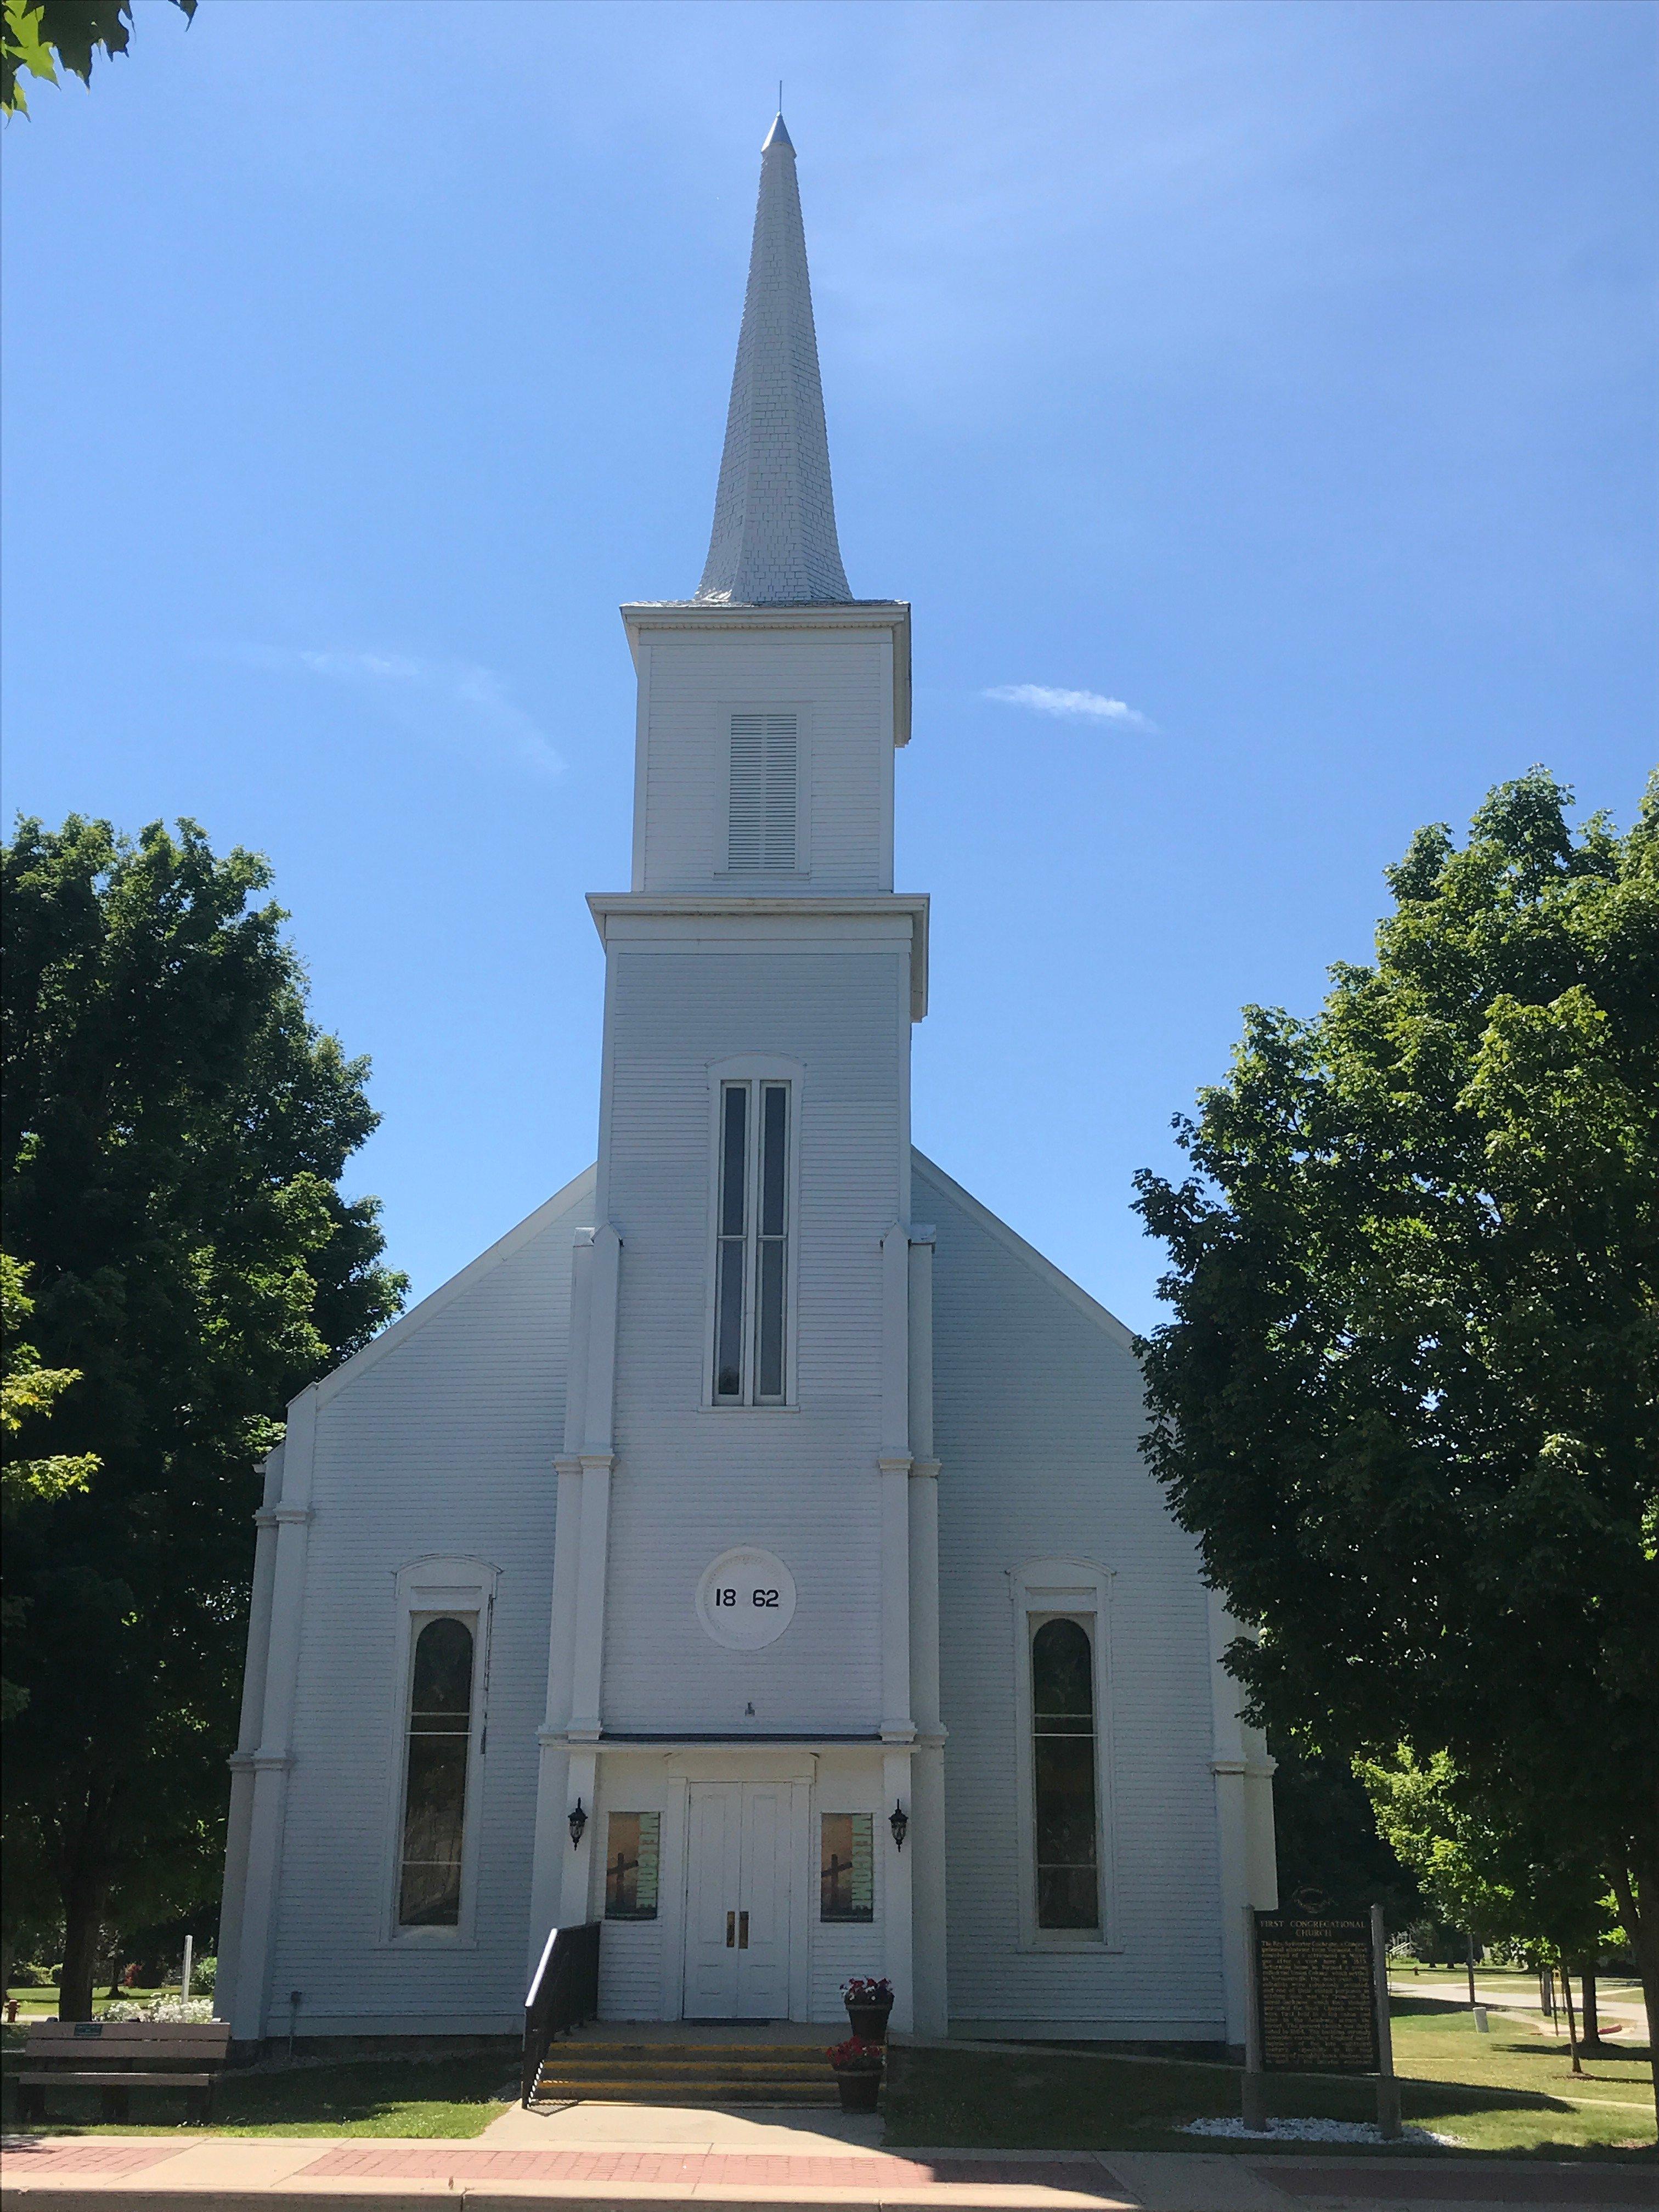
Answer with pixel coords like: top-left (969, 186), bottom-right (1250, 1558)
top-left (3, 0), bottom-right (1654, 1334)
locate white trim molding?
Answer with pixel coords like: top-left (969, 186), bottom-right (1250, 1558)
top-left (619, 599), bottom-right (912, 749)
top-left (1009, 1558), bottom-right (1119, 1954)
top-left (379, 1556), bottom-right (501, 1951)
top-left (588, 896), bottom-right (929, 1024)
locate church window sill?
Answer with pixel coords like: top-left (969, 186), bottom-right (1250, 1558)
top-left (696, 1402), bottom-right (800, 1415)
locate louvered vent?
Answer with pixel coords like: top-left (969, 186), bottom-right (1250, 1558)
top-left (727, 712), bottom-right (798, 872)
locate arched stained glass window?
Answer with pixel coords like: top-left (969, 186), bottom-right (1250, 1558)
top-left (1031, 1617), bottom-right (1099, 1930)
top-left (398, 1615), bottom-right (475, 1928)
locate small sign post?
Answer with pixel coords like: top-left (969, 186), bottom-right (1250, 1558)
top-left (1241, 1906), bottom-right (1267, 2130)
top-left (1251, 1902), bottom-right (1400, 2138)
top-left (1371, 1903), bottom-right (1401, 2140)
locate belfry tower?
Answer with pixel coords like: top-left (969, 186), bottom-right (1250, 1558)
top-left (523, 112), bottom-right (945, 2032)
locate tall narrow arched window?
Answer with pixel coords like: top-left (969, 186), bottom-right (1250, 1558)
top-left (1031, 1617), bottom-right (1099, 1930)
top-left (711, 1076), bottom-right (791, 1404)
top-left (398, 1615), bottom-right (476, 1928)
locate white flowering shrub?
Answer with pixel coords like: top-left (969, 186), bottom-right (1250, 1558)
top-left (102, 1996), bottom-right (218, 2023)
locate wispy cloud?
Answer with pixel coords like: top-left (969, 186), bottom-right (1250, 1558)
top-left (984, 684), bottom-right (1156, 731)
top-left (213, 645), bottom-right (564, 780)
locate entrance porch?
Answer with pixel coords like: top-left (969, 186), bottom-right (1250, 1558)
top-left (528, 2018), bottom-right (840, 2109)
top-left (529, 1743), bottom-right (923, 2030)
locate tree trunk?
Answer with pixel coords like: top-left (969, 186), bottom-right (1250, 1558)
top-left (1579, 1967), bottom-right (1604, 2055)
top-left (57, 1871), bottom-right (108, 2023)
top-left (1560, 1954), bottom-right (1583, 2076)
top-left (1465, 1930), bottom-right (1478, 2009)
top-left (1610, 1862), bottom-right (1658, 2137)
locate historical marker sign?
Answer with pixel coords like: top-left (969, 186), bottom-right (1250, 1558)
top-left (1254, 1912), bottom-right (1379, 2073)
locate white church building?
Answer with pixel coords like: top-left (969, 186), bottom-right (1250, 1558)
top-left (217, 116), bottom-right (1276, 2052)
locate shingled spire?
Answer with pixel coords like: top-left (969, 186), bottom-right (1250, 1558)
top-left (696, 114), bottom-right (852, 605)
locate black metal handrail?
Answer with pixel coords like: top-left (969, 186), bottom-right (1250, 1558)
top-left (521, 1921), bottom-right (601, 2104)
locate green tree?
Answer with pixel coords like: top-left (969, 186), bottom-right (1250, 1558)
top-left (2, 1252), bottom-right (99, 1719)
top-left (2, 0), bottom-right (194, 115)
top-left (1, 816), bottom-right (405, 2018)
top-left (1271, 1739), bottom-right (1422, 1928)
top-left (1358, 1747), bottom-right (1617, 1963)
top-left (1132, 769), bottom-right (1659, 2122)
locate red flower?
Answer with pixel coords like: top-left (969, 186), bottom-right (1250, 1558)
top-left (826, 2034), bottom-right (885, 2071)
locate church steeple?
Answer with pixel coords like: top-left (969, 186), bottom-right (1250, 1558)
top-left (695, 112), bottom-right (853, 606)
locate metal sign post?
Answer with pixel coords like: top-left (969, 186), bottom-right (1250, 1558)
top-left (1242, 1905), bottom-right (1268, 2130)
top-left (1371, 1903), bottom-right (1401, 2140)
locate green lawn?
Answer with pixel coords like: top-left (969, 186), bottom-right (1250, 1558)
top-left (883, 1996), bottom-right (1657, 2159)
top-left (0, 2038), bottom-right (515, 2139)
top-left (4, 1997), bottom-right (1652, 2155)
top-left (4, 1984), bottom-right (179, 2020)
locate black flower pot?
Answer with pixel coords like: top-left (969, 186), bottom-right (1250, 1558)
top-left (835, 2070), bottom-right (881, 2113)
top-left (845, 1996), bottom-right (893, 2043)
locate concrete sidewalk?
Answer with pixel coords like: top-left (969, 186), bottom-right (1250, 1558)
top-left (4, 2132), bottom-right (1654, 2211)
top-left (1392, 1980), bottom-right (1650, 2040)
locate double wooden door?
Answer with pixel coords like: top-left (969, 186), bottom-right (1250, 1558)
top-left (682, 1783), bottom-right (792, 2019)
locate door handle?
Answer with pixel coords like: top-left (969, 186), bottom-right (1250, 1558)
top-left (726, 1911), bottom-right (735, 1949)
top-left (738, 1910), bottom-right (749, 1950)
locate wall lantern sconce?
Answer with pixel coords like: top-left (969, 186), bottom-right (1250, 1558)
top-left (568, 1799), bottom-right (588, 1850)
top-left (889, 1801), bottom-right (909, 1852)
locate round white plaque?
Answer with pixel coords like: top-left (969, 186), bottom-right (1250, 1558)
top-left (695, 1547), bottom-right (797, 1651)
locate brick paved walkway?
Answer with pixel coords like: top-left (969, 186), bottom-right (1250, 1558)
top-left (1254, 2165), bottom-right (1658, 2205)
top-left (0, 2140), bottom-right (184, 2177)
top-left (301, 2143), bottom-right (1124, 2196)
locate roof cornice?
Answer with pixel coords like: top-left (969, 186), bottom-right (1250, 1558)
top-left (620, 599), bottom-right (912, 746)
top-left (588, 889), bottom-right (929, 1020)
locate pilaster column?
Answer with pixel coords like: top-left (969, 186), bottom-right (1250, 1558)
top-left (560, 1748), bottom-right (599, 1926)
top-left (1209, 1588), bottom-right (1278, 2048)
top-left (882, 1746), bottom-right (916, 2034)
top-left (906, 1227), bottom-right (948, 2035)
top-left (528, 1229), bottom-right (601, 1969)
top-left (217, 1442), bottom-right (286, 2035)
top-left (228, 1386), bottom-right (319, 2044)
top-left (879, 1224), bottom-right (913, 1741)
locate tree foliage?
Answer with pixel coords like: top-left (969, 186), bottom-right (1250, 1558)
top-left (2, 1254), bottom-right (97, 1513)
top-left (1132, 768), bottom-right (1659, 2115)
top-left (1358, 1747), bottom-right (1617, 1964)
top-left (1, 816), bottom-right (405, 2017)
top-left (2, 0), bottom-right (194, 115)
top-left (2, 1252), bottom-right (98, 1719)
top-left (1269, 1739), bottom-right (1422, 1928)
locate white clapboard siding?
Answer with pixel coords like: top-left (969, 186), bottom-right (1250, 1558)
top-left (918, 1154), bottom-right (1229, 2039)
top-left (640, 634), bottom-right (889, 893)
top-left (597, 1919), bottom-right (664, 2022)
top-left (263, 1174), bottom-right (595, 2032)
top-left (811, 1920), bottom-right (888, 2022)
top-left (599, 935), bottom-right (908, 1734)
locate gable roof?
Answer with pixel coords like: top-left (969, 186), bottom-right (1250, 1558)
top-left (912, 1149), bottom-right (1138, 1356)
top-left (308, 1163), bottom-right (597, 1412)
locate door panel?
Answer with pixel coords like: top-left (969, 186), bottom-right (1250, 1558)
top-left (684, 1785), bottom-right (741, 2017)
top-left (736, 1785), bottom-right (791, 2018)
top-left (682, 1781), bottom-right (793, 2021)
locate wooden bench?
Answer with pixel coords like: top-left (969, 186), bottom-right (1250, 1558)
top-left (15, 2018), bottom-right (232, 2124)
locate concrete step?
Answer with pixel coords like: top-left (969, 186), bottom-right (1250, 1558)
top-left (538, 2083), bottom-right (842, 2107)
top-left (535, 2040), bottom-right (844, 2107)
top-left (545, 2042), bottom-right (832, 2058)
